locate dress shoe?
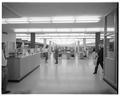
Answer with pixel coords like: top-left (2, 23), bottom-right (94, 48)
top-left (93, 72), bottom-right (97, 74)
top-left (2, 90), bottom-right (11, 94)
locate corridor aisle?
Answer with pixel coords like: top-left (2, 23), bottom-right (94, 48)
top-left (7, 53), bottom-right (116, 94)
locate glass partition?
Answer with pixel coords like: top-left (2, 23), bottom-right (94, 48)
top-left (105, 11), bottom-right (115, 59)
top-left (104, 7), bottom-right (118, 91)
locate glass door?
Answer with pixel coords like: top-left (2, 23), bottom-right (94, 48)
top-left (103, 8), bottom-right (118, 91)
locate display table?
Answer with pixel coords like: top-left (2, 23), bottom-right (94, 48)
top-left (7, 53), bottom-right (41, 82)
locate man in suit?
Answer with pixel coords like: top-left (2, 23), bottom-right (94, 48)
top-left (44, 45), bottom-right (49, 63)
top-left (2, 42), bottom-right (11, 94)
top-left (54, 46), bottom-right (59, 64)
top-left (93, 44), bottom-right (103, 74)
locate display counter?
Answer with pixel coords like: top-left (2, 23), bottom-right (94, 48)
top-left (7, 53), bottom-right (41, 82)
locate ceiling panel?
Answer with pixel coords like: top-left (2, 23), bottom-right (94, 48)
top-left (3, 3), bottom-right (117, 17)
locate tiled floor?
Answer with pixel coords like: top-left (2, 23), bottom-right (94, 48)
top-left (8, 53), bottom-right (116, 94)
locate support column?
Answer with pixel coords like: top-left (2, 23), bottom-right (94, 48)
top-left (95, 32), bottom-right (100, 52)
top-left (49, 41), bottom-right (51, 53)
top-left (75, 42), bottom-right (77, 53)
top-left (43, 38), bottom-right (47, 48)
top-left (77, 41), bottom-right (80, 53)
top-left (30, 33), bottom-right (35, 48)
top-left (53, 42), bottom-right (55, 51)
top-left (83, 38), bottom-right (86, 50)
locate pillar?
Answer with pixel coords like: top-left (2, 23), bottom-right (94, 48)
top-left (83, 38), bottom-right (86, 50)
top-left (95, 32), bottom-right (100, 52)
top-left (75, 42), bottom-right (77, 53)
top-left (49, 41), bottom-right (52, 53)
top-left (78, 41), bottom-right (80, 53)
top-left (43, 38), bottom-right (47, 48)
top-left (30, 33), bottom-right (35, 48)
top-left (74, 42), bottom-right (76, 53)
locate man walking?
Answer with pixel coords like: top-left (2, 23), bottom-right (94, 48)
top-left (93, 44), bottom-right (103, 74)
top-left (44, 45), bottom-right (48, 63)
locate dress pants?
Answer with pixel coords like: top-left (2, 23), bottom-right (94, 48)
top-left (94, 59), bottom-right (103, 73)
top-left (2, 66), bottom-right (8, 93)
top-left (55, 56), bottom-right (58, 64)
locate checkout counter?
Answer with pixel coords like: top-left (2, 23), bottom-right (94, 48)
top-left (7, 49), bottom-right (42, 82)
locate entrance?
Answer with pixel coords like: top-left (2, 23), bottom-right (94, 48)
top-left (103, 7), bottom-right (118, 91)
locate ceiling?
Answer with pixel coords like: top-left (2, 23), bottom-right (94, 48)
top-left (2, 3), bottom-right (117, 17)
top-left (2, 3), bottom-right (117, 33)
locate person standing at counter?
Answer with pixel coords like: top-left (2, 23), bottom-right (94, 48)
top-left (54, 46), bottom-right (59, 64)
top-left (2, 42), bottom-right (11, 94)
top-left (44, 45), bottom-right (48, 63)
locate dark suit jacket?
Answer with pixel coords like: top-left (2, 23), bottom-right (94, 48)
top-left (54, 48), bottom-right (59, 57)
top-left (98, 48), bottom-right (103, 61)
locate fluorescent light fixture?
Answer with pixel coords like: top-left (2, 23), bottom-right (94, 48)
top-left (76, 16), bottom-right (100, 23)
top-left (86, 28), bottom-right (102, 32)
top-left (76, 20), bottom-right (99, 23)
top-left (7, 21), bottom-right (29, 24)
top-left (7, 18), bottom-right (28, 22)
top-left (56, 28), bottom-right (71, 32)
top-left (52, 20), bottom-right (74, 23)
top-left (16, 37), bottom-right (30, 39)
top-left (14, 29), bottom-right (28, 32)
top-left (36, 36), bottom-right (95, 39)
top-left (44, 33), bottom-right (80, 36)
top-left (6, 18), bottom-right (29, 24)
top-left (36, 34), bottom-right (43, 37)
top-left (39, 37), bottom-right (71, 38)
top-left (29, 17), bottom-right (51, 23)
top-left (107, 28), bottom-right (115, 31)
top-left (3, 16), bottom-right (101, 24)
top-left (42, 28), bottom-right (56, 32)
top-left (22, 38), bottom-right (30, 40)
top-left (76, 16), bottom-right (100, 21)
top-left (52, 16), bottom-right (74, 23)
top-left (84, 34), bottom-right (95, 37)
top-left (52, 16), bottom-right (74, 21)
top-left (52, 16), bottom-right (74, 20)
top-left (28, 28), bottom-right (42, 32)
top-left (14, 27), bottom-right (113, 33)
top-left (16, 34), bottom-right (30, 36)
top-left (37, 34), bottom-right (82, 37)
top-left (71, 28), bottom-right (85, 32)
top-left (86, 34), bottom-right (95, 36)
